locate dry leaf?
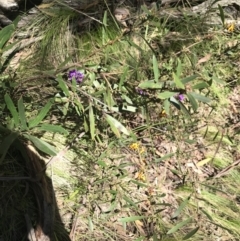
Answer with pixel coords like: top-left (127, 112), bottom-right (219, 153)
top-left (197, 54), bottom-right (211, 66)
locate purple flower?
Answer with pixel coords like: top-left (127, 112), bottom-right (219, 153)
top-left (135, 87), bottom-right (147, 95)
top-left (177, 93), bottom-right (185, 102)
top-left (68, 69), bottom-right (84, 84)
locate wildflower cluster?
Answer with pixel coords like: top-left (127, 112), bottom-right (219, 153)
top-left (68, 69), bottom-right (84, 84)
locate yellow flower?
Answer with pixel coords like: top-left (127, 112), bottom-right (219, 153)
top-left (129, 142), bottom-right (140, 150)
top-left (160, 109), bottom-right (167, 118)
top-left (135, 170), bottom-right (146, 182)
top-left (226, 22), bottom-right (235, 32)
top-left (129, 142), bottom-right (145, 154)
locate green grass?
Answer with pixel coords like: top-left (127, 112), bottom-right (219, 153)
top-left (0, 1), bottom-right (240, 240)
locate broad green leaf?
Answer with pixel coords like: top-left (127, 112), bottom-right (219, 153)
top-left (0, 132), bottom-right (19, 164)
top-left (172, 196), bottom-right (191, 218)
top-left (89, 104), bottom-right (95, 140)
top-left (57, 75), bottom-right (70, 96)
top-left (189, 92), bottom-right (211, 103)
top-left (153, 55), bottom-right (160, 82)
top-left (24, 134), bottom-right (57, 156)
top-left (0, 23), bottom-right (15, 49)
top-left (36, 124), bottom-right (68, 135)
top-left (88, 216), bottom-right (94, 232)
top-left (4, 93), bottom-right (19, 127)
top-left (187, 93), bottom-right (198, 112)
top-left (183, 227), bottom-right (199, 240)
top-left (139, 80), bottom-right (162, 89)
top-left (158, 91), bottom-right (176, 99)
top-left (105, 114), bottom-right (130, 137)
top-left (97, 160), bottom-right (108, 167)
top-left (167, 218), bottom-right (192, 234)
top-left (212, 75), bottom-right (225, 84)
top-left (122, 94), bottom-right (133, 105)
top-left (176, 58), bottom-right (182, 77)
top-left (163, 99), bottom-right (170, 115)
top-left (28, 99), bottom-right (53, 128)
top-left (118, 216), bottom-right (145, 223)
top-left (173, 73), bottom-right (185, 89)
top-left (181, 74), bottom-right (199, 84)
top-left (218, 4), bottom-right (225, 25)
top-left (192, 82), bottom-right (209, 90)
top-left (63, 102), bottom-right (69, 116)
top-left (18, 97), bottom-right (28, 130)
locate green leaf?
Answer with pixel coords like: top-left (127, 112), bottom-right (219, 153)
top-left (4, 93), bottom-right (19, 127)
top-left (183, 227), bottom-right (199, 240)
top-left (36, 124), bottom-right (68, 135)
top-left (189, 92), bottom-right (211, 103)
top-left (180, 102), bottom-right (191, 117)
top-left (218, 4), bottom-right (225, 25)
top-left (89, 104), bottom-right (95, 140)
top-left (192, 82), bottom-right (209, 90)
top-left (0, 23), bottom-right (15, 49)
top-left (154, 153), bottom-right (175, 162)
top-left (163, 99), bottom-right (170, 115)
top-left (199, 208), bottom-right (213, 221)
top-left (24, 134), bottom-right (57, 156)
top-left (187, 93), bottom-right (198, 112)
top-left (158, 91), bottom-right (176, 99)
top-left (139, 80), bottom-right (162, 89)
top-left (18, 97), bottom-right (28, 130)
top-left (105, 114), bottom-right (130, 137)
top-left (153, 55), bottom-right (160, 82)
top-left (28, 99), bottom-right (53, 128)
top-left (118, 216), bottom-right (145, 223)
top-left (172, 196), bottom-right (191, 218)
top-left (123, 195), bottom-right (138, 209)
top-left (167, 218), bottom-right (192, 234)
top-left (57, 75), bottom-right (70, 96)
top-left (181, 74), bottom-right (199, 84)
top-left (173, 73), bottom-right (185, 89)
top-left (170, 96), bottom-right (191, 117)
top-left (88, 216), bottom-right (94, 232)
top-left (127, 40), bottom-right (144, 52)
top-left (176, 58), bottom-right (182, 77)
top-left (0, 132), bottom-right (19, 164)
top-left (212, 75), bottom-right (225, 84)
